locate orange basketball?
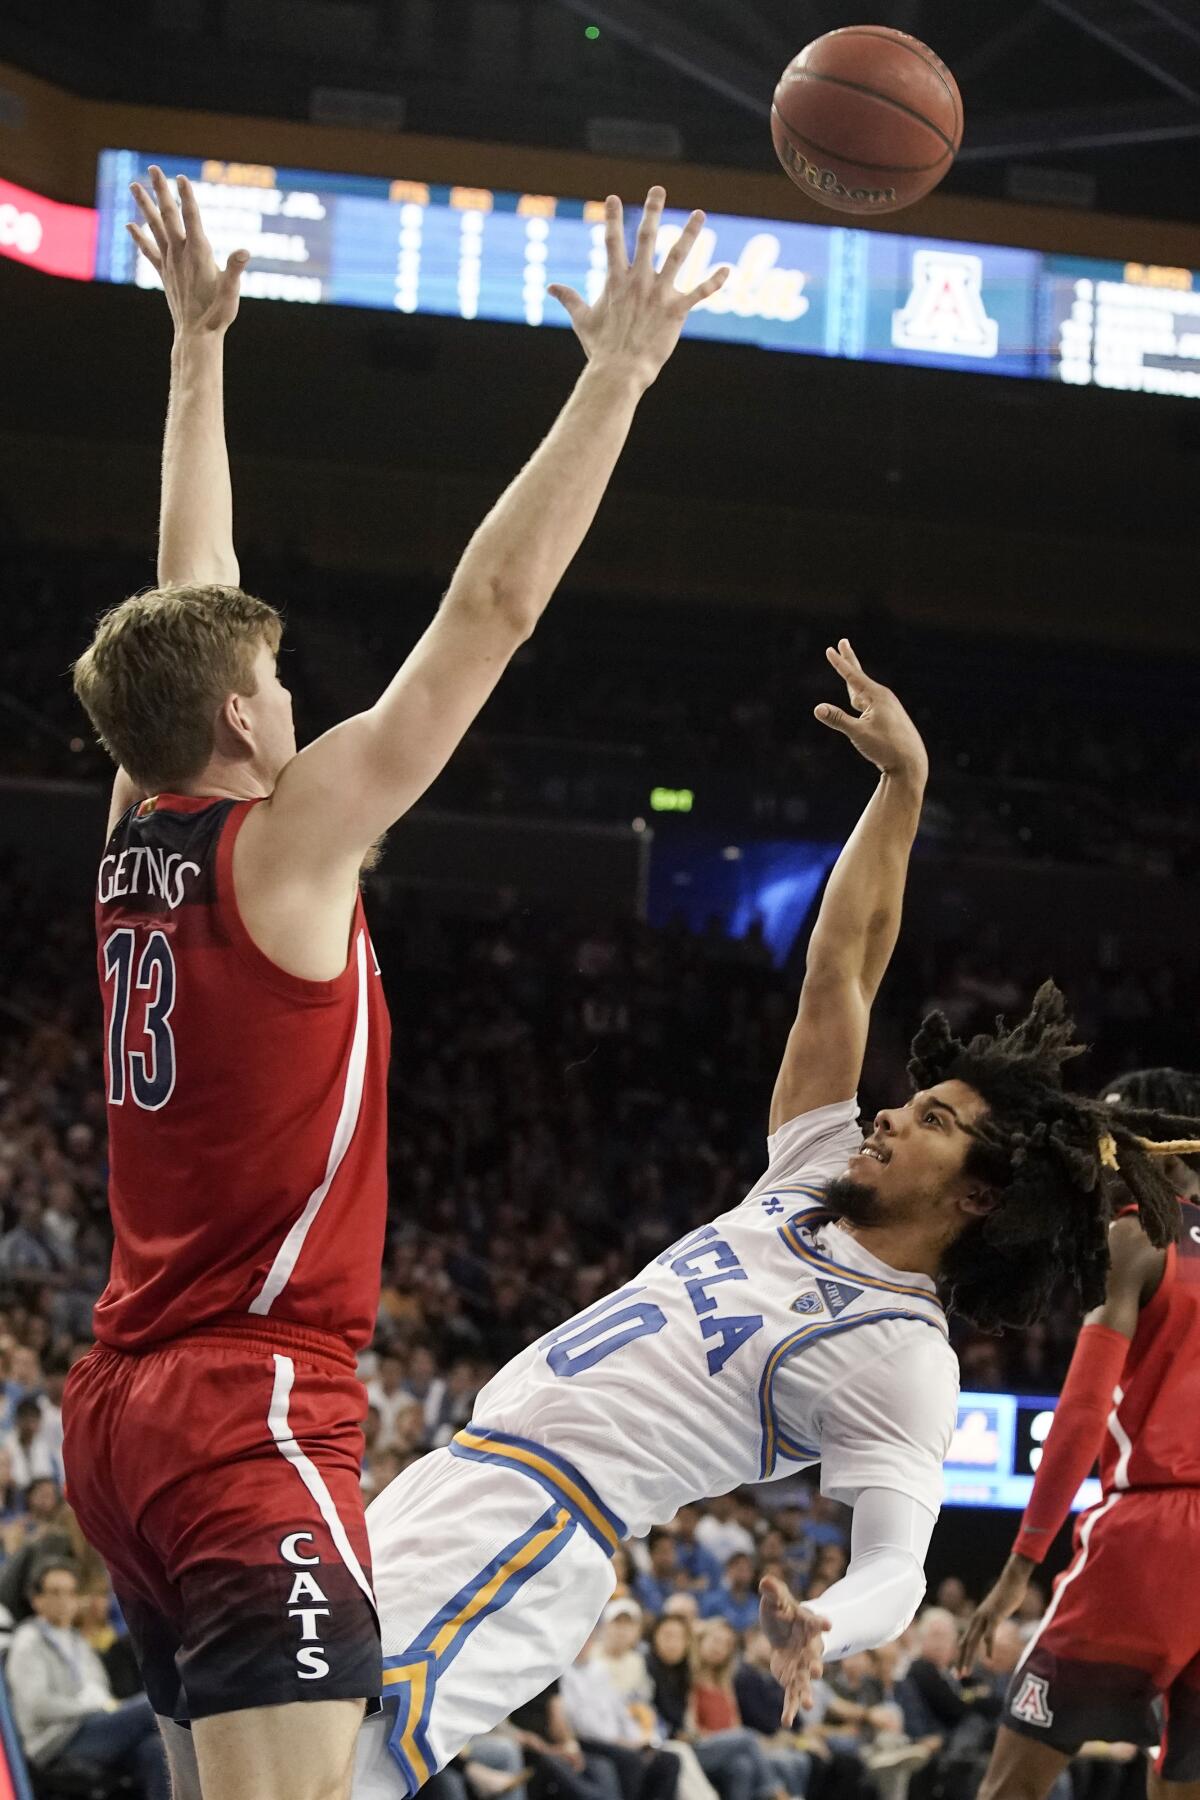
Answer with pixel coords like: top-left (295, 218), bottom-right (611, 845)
top-left (771, 26), bottom-right (963, 216)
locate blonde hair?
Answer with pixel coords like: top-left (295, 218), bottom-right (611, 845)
top-left (73, 584), bottom-right (282, 789)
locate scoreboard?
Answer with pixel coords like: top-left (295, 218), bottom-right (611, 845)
top-left (945, 1391), bottom-right (1101, 1512)
top-left (94, 150), bottom-right (1200, 398)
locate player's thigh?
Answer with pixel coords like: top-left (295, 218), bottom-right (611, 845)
top-left (193, 1697), bottom-right (365, 1800)
top-left (977, 1726), bottom-right (1073, 1800)
top-left (157, 1716), bottom-right (203, 1800)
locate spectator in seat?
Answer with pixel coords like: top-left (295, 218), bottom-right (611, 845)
top-left (701, 1554), bottom-right (760, 1635)
top-left (3, 1396), bottom-right (59, 1491)
top-left (688, 1618), bottom-right (794, 1800)
top-left (671, 1507), bottom-right (722, 1594)
top-left (694, 1496), bottom-right (755, 1570)
top-left (7, 1559), bottom-right (169, 1800)
top-left (898, 1610), bottom-right (1001, 1800)
top-left (560, 1632), bottom-right (681, 1800)
top-left (636, 1531), bottom-right (687, 1617)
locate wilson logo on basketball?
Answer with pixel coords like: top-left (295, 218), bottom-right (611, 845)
top-left (774, 138), bottom-right (897, 210)
top-left (1010, 1672), bottom-right (1054, 1728)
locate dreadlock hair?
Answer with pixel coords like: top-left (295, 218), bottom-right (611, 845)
top-left (1099, 1069), bottom-right (1200, 1174)
top-left (907, 982), bottom-right (1200, 1332)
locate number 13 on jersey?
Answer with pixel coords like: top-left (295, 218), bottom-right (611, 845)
top-left (102, 927), bottom-right (178, 1110)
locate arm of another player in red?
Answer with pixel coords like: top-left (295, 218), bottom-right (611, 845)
top-left (769, 644), bottom-right (927, 1133)
top-left (1012, 1215), bottom-right (1163, 1558)
top-left (959, 1216), bottom-right (1165, 1671)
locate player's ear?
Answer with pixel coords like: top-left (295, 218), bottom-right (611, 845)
top-left (217, 689), bottom-right (256, 757)
top-left (959, 1186), bottom-right (998, 1218)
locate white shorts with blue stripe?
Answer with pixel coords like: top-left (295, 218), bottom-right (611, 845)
top-left (352, 1425), bottom-right (622, 1799)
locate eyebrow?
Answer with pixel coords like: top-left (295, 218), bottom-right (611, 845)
top-left (920, 1095), bottom-right (962, 1124)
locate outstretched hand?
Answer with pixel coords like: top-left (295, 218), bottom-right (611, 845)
top-left (760, 1574), bottom-right (831, 1726)
top-left (549, 186), bottom-right (729, 390)
top-left (815, 640), bottom-right (928, 785)
top-left (957, 1556), bottom-right (1033, 1677)
top-left (128, 165), bottom-right (249, 338)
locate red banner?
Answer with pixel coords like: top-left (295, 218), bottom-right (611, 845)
top-left (0, 175), bottom-right (96, 280)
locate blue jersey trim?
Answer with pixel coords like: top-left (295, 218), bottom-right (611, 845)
top-left (759, 1308), bottom-right (949, 1479)
top-left (777, 1214), bottom-right (946, 1309)
top-left (381, 1502), bottom-right (576, 1790)
top-left (450, 1423), bottom-right (627, 1553)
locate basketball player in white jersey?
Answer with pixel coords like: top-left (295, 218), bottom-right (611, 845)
top-left (353, 645), bottom-right (1175, 1797)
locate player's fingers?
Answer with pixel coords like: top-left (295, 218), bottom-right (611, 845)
top-left (659, 209), bottom-right (705, 281)
top-left (837, 636), bottom-right (865, 673)
top-left (149, 165), bottom-right (185, 244)
top-left (176, 175), bottom-right (212, 252)
top-left (126, 222), bottom-right (163, 273)
top-left (683, 266), bottom-right (730, 310)
top-left (129, 183), bottom-right (170, 258)
top-left (603, 196), bottom-right (628, 278)
top-left (633, 185), bottom-right (667, 269)
top-left (825, 643), bottom-right (872, 684)
top-left (548, 284), bottom-right (588, 326)
top-left (815, 703), bottom-right (859, 737)
top-left (222, 248), bottom-right (251, 290)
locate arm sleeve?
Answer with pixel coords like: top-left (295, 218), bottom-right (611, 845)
top-left (742, 1097), bottom-right (864, 1203)
top-left (817, 1486), bottom-right (934, 1662)
top-left (1012, 1322), bottom-right (1129, 1562)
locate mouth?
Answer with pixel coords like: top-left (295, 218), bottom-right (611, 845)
top-left (852, 1140), bottom-right (891, 1167)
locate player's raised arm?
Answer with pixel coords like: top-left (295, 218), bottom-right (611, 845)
top-left (769, 643), bottom-right (928, 1133)
top-left (103, 167), bottom-right (250, 836)
top-left (128, 165), bottom-right (249, 590)
top-left (253, 187), bottom-right (728, 886)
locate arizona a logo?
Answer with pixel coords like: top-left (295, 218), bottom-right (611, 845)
top-left (1010, 1672), bottom-right (1054, 1728)
top-left (892, 251), bottom-right (1000, 360)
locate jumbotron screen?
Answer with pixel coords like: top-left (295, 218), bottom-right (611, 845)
top-left (945, 1391), bottom-right (1101, 1512)
top-left (92, 149), bottom-right (1200, 397)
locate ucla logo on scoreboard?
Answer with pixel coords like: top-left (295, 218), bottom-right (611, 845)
top-left (892, 250), bottom-right (1000, 360)
top-left (792, 1290), bottom-right (824, 1316)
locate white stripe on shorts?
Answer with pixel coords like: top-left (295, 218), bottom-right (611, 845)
top-left (267, 1351), bottom-right (377, 1614)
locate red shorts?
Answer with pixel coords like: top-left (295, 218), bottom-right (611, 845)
top-left (62, 1318), bottom-right (380, 1722)
top-left (1005, 1488), bottom-right (1200, 1779)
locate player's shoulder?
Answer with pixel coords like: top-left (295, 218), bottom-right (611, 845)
top-left (744, 1097), bottom-right (863, 1207)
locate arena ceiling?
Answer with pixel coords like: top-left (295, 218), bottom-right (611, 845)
top-left (4, 0), bottom-right (1200, 223)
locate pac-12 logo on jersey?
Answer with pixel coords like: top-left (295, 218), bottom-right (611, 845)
top-left (1010, 1673), bottom-right (1054, 1728)
top-left (793, 1291), bottom-right (824, 1316)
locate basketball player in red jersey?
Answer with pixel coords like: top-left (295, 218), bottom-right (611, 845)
top-left (61, 167), bottom-right (728, 1800)
top-left (961, 1066), bottom-right (1200, 1794)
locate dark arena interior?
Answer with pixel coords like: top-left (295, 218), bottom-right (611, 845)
top-left (1, 3), bottom-right (1200, 1798)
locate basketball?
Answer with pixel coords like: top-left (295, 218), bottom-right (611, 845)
top-left (771, 26), bottom-right (963, 216)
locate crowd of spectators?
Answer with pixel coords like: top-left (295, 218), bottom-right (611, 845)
top-left (5, 537), bottom-right (1200, 876)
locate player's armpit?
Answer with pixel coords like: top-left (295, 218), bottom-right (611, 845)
top-left (255, 592), bottom-right (529, 878)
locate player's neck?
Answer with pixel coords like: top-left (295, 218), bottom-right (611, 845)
top-left (172, 758), bottom-right (275, 803)
top-left (833, 1217), bottom-right (942, 1281)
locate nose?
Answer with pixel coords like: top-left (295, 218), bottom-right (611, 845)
top-left (873, 1109), bottom-right (897, 1136)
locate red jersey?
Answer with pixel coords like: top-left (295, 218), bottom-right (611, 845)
top-left (92, 794), bottom-right (391, 1353)
top-left (1100, 1196), bottom-right (1200, 1492)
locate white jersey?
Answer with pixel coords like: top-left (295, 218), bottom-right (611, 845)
top-left (474, 1098), bottom-right (960, 1539)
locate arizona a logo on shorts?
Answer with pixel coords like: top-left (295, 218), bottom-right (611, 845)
top-left (1011, 1672), bottom-right (1054, 1728)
